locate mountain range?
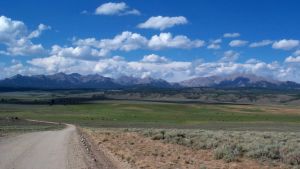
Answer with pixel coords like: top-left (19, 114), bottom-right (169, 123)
top-left (179, 74), bottom-right (300, 89)
top-left (0, 73), bottom-right (299, 90)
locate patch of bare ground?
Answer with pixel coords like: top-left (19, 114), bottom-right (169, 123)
top-left (82, 128), bottom-right (288, 169)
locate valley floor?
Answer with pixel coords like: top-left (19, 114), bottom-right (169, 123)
top-left (1, 99), bottom-right (300, 169)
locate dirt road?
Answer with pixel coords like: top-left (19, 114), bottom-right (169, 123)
top-left (0, 124), bottom-right (92, 169)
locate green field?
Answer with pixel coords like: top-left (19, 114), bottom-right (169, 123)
top-left (0, 100), bottom-right (300, 130)
top-left (0, 118), bottom-right (64, 136)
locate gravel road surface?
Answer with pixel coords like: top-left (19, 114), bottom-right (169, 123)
top-left (0, 124), bottom-right (91, 169)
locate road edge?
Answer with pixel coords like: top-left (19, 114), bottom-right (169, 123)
top-left (77, 127), bottom-right (131, 169)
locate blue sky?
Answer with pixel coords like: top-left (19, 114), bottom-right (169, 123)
top-left (0, 0), bottom-right (300, 82)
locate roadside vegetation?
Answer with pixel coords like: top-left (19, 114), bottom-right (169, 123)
top-left (85, 127), bottom-right (300, 169)
top-left (135, 128), bottom-right (300, 167)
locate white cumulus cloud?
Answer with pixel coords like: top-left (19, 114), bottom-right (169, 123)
top-left (272, 39), bottom-right (299, 50)
top-left (249, 40), bottom-right (273, 48)
top-left (293, 50), bottom-right (300, 56)
top-left (138, 16), bottom-right (188, 30)
top-left (72, 31), bottom-right (204, 56)
top-left (207, 43), bottom-right (220, 49)
top-left (141, 54), bottom-right (169, 63)
top-left (229, 40), bottom-right (248, 47)
top-left (74, 31), bottom-right (148, 56)
top-left (223, 33), bottom-right (240, 38)
top-left (0, 16), bottom-right (49, 56)
top-left (95, 2), bottom-right (140, 16)
top-left (285, 56), bottom-right (300, 63)
top-left (50, 45), bottom-right (104, 58)
top-left (207, 39), bottom-right (222, 50)
top-left (28, 24), bottom-right (51, 39)
top-left (148, 33), bottom-right (205, 50)
top-left (220, 50), bottom-right (240, 62)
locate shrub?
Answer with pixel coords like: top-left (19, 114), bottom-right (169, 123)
top-left (214, 144), bottom-right (243, 162)
top-left (151, 133), bottom-right (164, 140)
top-left (247, 144), bottom-right (281, 160)
top-left (281, 147), bottom-right (300, 165)
top-left (284, 151), bottom-right (300, 165)
top-left (199, 164), bottom-right (207, 169)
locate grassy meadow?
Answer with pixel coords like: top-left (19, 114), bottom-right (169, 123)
top-left (0, 117), bottom-right (64, 136)
top-left (0, 100), bottom-right (299, 130)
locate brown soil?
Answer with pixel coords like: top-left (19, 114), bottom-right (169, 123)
top-left (83, 128), bottom-right (288, 169)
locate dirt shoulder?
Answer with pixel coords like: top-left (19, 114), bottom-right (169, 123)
top-left (78, 127), bottom-right (128, 169)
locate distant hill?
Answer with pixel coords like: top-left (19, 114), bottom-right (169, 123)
top-left (0, 73), bottom-right (299, 90)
